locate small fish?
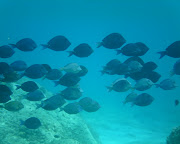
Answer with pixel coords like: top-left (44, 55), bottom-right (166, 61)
top-left (10, 38), bottom-right (37, 52)
top-left (175, 100), bottom-right (179, 106)
top-left (43, 69), bottom-right (62, 80)
top-left (25, 90), bottom-right (45, 101)
top-left (107, 78), bottom-right (132, 92)
top-left (60, 63), bottom-right (82, 74)
top-left (38, 94), bottom-right (66, 111)
top-left (0, 101), bottom-right (24, 111)
top-left (0, 45), bottom-right (15, 58)
top-left (20, 117), bottom-right (41, 129)
top-left (158, 41), bottom-right (180, 59)
top-left (41, 35), bottom-right (71, 51)
top-left (155, 79), bottom-right (177, 90)
top-left (97, 33), bottom-right (126, 49)
top-left (60, 87), bottom-right (82, 100)
top-left (68, 43), bottom-right (93, 57)
top-left (61, 102), bottom-right (82, 114)
top-left (74, 65), bottom-right (88, 77)
top-left (24, 64), bottom-right (48, 79)
top-left (133, 93), bottom-right (154, 106)
top-left (141, 61), bottom-right (157, 72)
top-left (54, 73), bottom-right (81, 87)
top-left (116, 42), bottom-right (149, 56)
top-left (101, 59), bottom-right (121, 75)
top-left (171, 59), bottom-right (180, 76)
top-left (16, 81), bottom-right (39, 92)
top-left (79, 97), bottom-right (100, 112)
top-left (10, 60), bottom-right (27, 71)
top-left (0, 62), bottom-right (11, 75)
top-left (135, 78), bottom-right (154, 91)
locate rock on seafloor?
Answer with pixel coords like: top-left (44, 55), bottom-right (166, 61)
top-left (0, 78), bottom-right (100, 144)
top-left (167, 126), bottom-right (180, 144)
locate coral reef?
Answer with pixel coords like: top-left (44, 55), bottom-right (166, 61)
top-left (0, 78), bottom-right (100, 144)
top-left (167, 126), bottom-right (180, 144)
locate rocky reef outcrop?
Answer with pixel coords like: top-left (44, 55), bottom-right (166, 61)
top-left (167, 126), bottom-right (180, 144)
top-left (0, 78), bottom-right (100, 144)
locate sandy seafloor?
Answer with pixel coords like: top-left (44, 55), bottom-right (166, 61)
top-left (1, 0), bottom-right (180, 144)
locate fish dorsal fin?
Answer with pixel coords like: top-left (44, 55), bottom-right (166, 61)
top-left (157, 51), bottom-right (166, 59)
top-left (96, 42), bottom-right (102, 48)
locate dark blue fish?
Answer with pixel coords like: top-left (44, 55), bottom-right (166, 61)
top-left (141, 61), bottom-right (157, 72)
top-left (101, 59), bottom-right (121, 75)
top-left (25, 90), bottom-right (45, 101)
top-left (79, 97), bottom-right (100, 112)
top-left (10, 38), bottom-right (37, 52)
top-left (116, 42), bottom-right (149, 56)
top-left (62, 102), bottom-right (82, 114)
top-left (155, 79), bottom-right (177, 90)
top-left (60, 87), bottom-right (82, 100)
top-left (21, 117), bottom-right (41, 129)
top-left (172, 59), bottom-right (180, 75)
top-left (1, 101), bottom-right (24, 111)
top-left (74, 65), bottom-right (88, 77)
top-left (0, 85), bottom-right (12, 103)
top-left (38, 94), bottom-right (66, 110)
top-left (54, 73), bottom-right (81, 87)
top-left (158, 41), bottom-right (180, 59)
top-left (68, 43), bottom-right (93, 57)
top-left (0, 84), bottom-right (13, 95)
top-left (16, 81), bottom-right (39, 92)
top-left (114, 63), bottom-right (129, 75)
top-left (0, 93), bottom-right (11, 103)
top-left (10, 60), bottom-right (27, 71)
top-left (24, 64), bottom-right (48, 79)
top-left (1, 69), bottom-right (23, 82)
top-left (175, 100), bottom-right (179, 106)
top-left (133, 93), bottom-right (154, 106)
top-left (143, 71), bottom-right (161, 83)
top-left (123, 56), bottom-right (145, 65)
top-left (41, 35), bottom-right (71, 51)
top-left (0, 62), bottom-right (11, 75)
top-left (97, 33), bottom-right (126, 49)
top-left (44, 69), bottom-right (62, 80)
top-left (42, 64), bottom-right (52, 73)
top-left (0, 45), bottom-right (15, 58)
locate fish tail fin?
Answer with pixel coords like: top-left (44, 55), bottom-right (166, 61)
top-left (0, 74), bottom-right (4, 80)
top-left (170, 70), bottom-right (175, 77)
top-left (9, 44), bottom-right (16, 48)
top-left (131, 103), bottom-right (135, 107)
top-left (41, 44), bottom-right (48, 50)
top-left (59, 107), bottom-right (64, 112)
top-left (122, 101), bottom-right (127, 105)
top-left (54, 81), bottom-right (59, 87)
top-left (96, 42), bottom-right (102, 48)
top-left (157, 51), bottom-right (166, 59)
top-left (106, 86), bottom-right (113, 92)
top-left (116, 49), bottom-right (122, 55)
top-left (154, 84), bottom-right (160, 88)
top-left (20, 120), bottom-right (24, 125)
top-left (100, 70), bottom-right (105, 75)
top-left (15, 85), bottom-right (21, 90)
top-left (67, 51), bottom-right (74, 57)
top-left (124, 74), bottom-right (129, 78)
top-left (41, 75), bottom-right (46, 80)
top-left (131, 87), bottom-right (135, 91)
top-left (0, 105), bottom-right (4, 109)
top-left (59, 67), bottom-right (64, 71)
top-left (36, 103), bottom-right (42, 109)
top-left (18, 72), bottom-right (25, 78)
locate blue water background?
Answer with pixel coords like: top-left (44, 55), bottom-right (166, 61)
top-left (0, 0), bottom-right (180, 143)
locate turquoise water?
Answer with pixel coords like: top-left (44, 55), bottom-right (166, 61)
top-left (0, 0), bottom-right (180, 143)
